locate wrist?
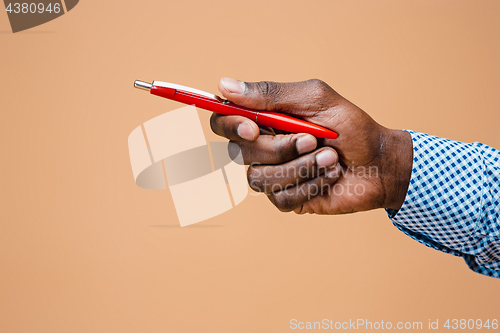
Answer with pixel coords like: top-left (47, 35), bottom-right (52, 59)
top-left (379, 128), bottom-right (413, 210)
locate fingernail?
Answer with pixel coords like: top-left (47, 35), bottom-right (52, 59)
top-left (237, 122), bottom-right (255, 140)
top-left (296, 134), bottom-right (317, 155)
top-left (221, 77), bottom-right (246, 94)
top-left (326, 164), bottom-right (341, 178)
top-left (316, 150), bottom-right (337, 168)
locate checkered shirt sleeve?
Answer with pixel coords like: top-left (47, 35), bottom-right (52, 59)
top-left (386, 130), bottom-right (500, 278)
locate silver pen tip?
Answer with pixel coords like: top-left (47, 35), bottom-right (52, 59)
top-left (134, 80), bottom-right (152, 91)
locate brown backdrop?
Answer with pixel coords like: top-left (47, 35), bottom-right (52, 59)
top-left (1, 1), bottom-right (499, 332)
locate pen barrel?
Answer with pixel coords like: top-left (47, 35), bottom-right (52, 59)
top-left (152, 86), bottom-right (260, 118)
top-left (199, 100), bottom-right (260, 119)
top-left (150, 85), bottom-right (337, 139)
top-left (255, 112), bottom-right (338, 140)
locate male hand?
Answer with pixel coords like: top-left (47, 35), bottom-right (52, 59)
top-left (210, 78), bottom-right (413, 214)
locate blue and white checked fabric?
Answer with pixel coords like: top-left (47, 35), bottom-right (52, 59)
top-left (386, 130), bottom-right (500, 278)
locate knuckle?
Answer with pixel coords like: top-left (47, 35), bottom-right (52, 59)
top-left (220, 117), bottom-right (239, 139)
top-left (309, 78), bottom-right (328, 89)
top-left (305, 79), bottom-right (336, 111)
top-left (271, 192), bottom-right (297, 212)
top-left (308, 79), bottom-right (331, 99)
top-left (256, 81), bottom-right (281, 97)
top-left (274, 135), bottom-right (297, 163)
top-left (247, 166), bottom-right (263, 192)
top-left (230, 119), bottom-right (241, 138)
top-left (209, 113), bottom-right (220, 133)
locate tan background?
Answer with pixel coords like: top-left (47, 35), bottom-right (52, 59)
top-left (1, 1), bottom-right (499, 332)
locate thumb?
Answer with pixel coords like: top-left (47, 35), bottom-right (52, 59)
top-left (218, 77), bottom-right (337, 114)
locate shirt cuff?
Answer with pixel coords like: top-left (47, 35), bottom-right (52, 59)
top-left (385, 130), bottom-right (500, 278)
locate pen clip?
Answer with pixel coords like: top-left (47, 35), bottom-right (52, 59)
top-left (152, 81), bottom-right (226, 103)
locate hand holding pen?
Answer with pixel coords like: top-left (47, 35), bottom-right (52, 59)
top-left (210, 78), bottom-right (413, 215)
top-left (133, 77), bottom-right (412, 214)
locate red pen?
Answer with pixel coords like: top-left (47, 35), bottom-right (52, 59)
top-left (134, 80), bottom-right (338, 140)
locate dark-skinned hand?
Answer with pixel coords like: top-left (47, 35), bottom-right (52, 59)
top-left (210, 78), bottom-right (413, 214)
